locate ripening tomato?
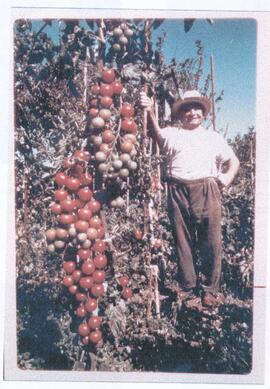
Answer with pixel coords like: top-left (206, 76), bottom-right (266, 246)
top-left (102, 129), bottom-right (115, 144)
top-left (94, 255), bottom-right (107, 269)
top-left (133, 228), bottom-right (142, 240)
top-left (68, 285), bottom-right (78, 295)
top-left (73, 150), bottom-right (91, 162)
top-left (85, 298), bottom-right (98, 312)
top-left (59, 213), bottom-right (74, 225)
top-left (89, 98), bottom-right (99, 108)
top-left (63, 275), bottom-right (74, 287)
top-left (121, 119), bottom-right (138, 134)
top-left (79, 173), bottom-right (93, 186)
top-left (82, 260), bottom-right (95, 275)
top-left (88, 316), bottom-right (102, 330)
top-left (79, 276), bottom-right (94, 290)
top-left (60, 199), bottom-right (76, 213)
top-left (76, 306), bottom-right (87, 317)
top-left (122, 287), bottom-right (133, 300)
top-left (91, 284), bottom-right (105, 297)
top-left (56, 227), bottom-right (69, 240)
top-left (71, 269), bottom-right (82, 282)
top-left (89, 330), bottom-right (102, 344)
top-left (118, 276), bottom-right (129, 287)
top-left (153, 239), bottom-right (163, 249)
top-left (120, 140), bottom-right (133, 153)
top-left (82, 335), bottom-right (89, 345)
top-left (78, 248), bottom-right (91, 260)
top-left (111, 81), bottom-right (123, 95)
top-left (100, 84), bottom-right (114, 97)
top-left (78, 323), bottom-right (90, 337)
top-left (78, 208), bottom-right (92, 221)
top-left (50, 203), bottom-right (62, 214)
top-left (93, 240), bottom-right (106, 253)
top-left (96, 226), bottom-right (105, 239)
top-left (75, 292), bottom-right (87, 302)
top-left (63, 261), bottom-right (76, 274)
top-left (91, 84), bottom-right (101, 95)
top-left (92, 270), bottom-right (106, 284)
top-left (87, 227), bottom-right (98, 240)
top-left (120, 103), bottom-right (134, 118)
top-left (78, 187), bottom-right (93, 201)
top-left (45, 228), bottom-right (56, 241)
top-left (54, 172), bottom-right (67, 186)
top-left (54, 189), bottom-right (68, 202)
top-left (89, 216), bottom-right (102, 229)
top-left (102, 68), bottom-right (115, 83)
top-left (100, 96), bottom-right (113, 108)
top-left (89, 108), bottom-right (99, 117)
top-left (66, 177), bottom-right (81, 191)
top-left (75, 220), bottom-right (89, 233)
top-left (87, 200), bottom-right (101, 214)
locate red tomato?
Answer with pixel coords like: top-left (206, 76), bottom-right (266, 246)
top-left (102, 68), bottom-right (115, 83)
top-left (89, 108), bottom-right (99, 117)
top-left (91, 284), bottom-right (105, 297)
top-left (54, 172), bottom-right (67, 186)
top-left (120, 103), bottom-right (134, 118)
top-left (75, 292), bottom-right (87, 302)
top-left (73, 198), bottom-right (85, 210)
top-left (89, 330), bottom-right (102, 344)
top-left (73, 150), bottom-right (91, 162)
top-left (94, 255), bottom-right (107, 269)
top-left (68, 285), bottom-right (78, 295)
top-left (75, 220), bottom-right (89, 233)
top-left (59, 213), bottom-right (74, 225)
top-left (96, 226), bottom-right (105, 239)
top-left (111, 81), bottom-right (123, 95)
top-left (88, 316), bottom-right (102, 330)
top-left (82, 335), bottom-right (89, 345)
top-left (122, 287), bottom-right (133, 300)
top-left (78, 323), bottom-right (90, 337)
top-left (79, 276), bottom-right (94, 289)
top-left (60, 199), bottom-right (75, 213)
top-left (71, 270), bottom-right (82, 282)
top-left (51, 203), bottom-right (62, 214)
top-left (118, 276), bottom-right (129, 287)
top-left (102, 129), bottom-right (115, 144)
top-left (78, 187), bottom-right (93, 201)
top-left (63, 261), bottom-right (76, 274)
top-left (89, 216), bottom-right (102, 229)
top-left (91, 84), bottom-right (100, 95)
top-left (93, 240), bottom-right (106, 253)
top-left (82, 260), bottom-right (95, 275)
top-left (80, 173), bottom-right (93, 186)
top-left (93, 270), bottom-right (106, 284)
top-left (78, 208), bottom-right (92, 221)
top-left (85, 298), bottom-right (98, 312)
top-left (63, 275), bottom-right (73, 287)
top-left (121, 119), bottom-right (138, 134)
top-left (66, 177), bottom-right (81, 191)
top-left (78, 248), bottom-right (91, 260)
top-left (100, 84), bottom-right (114, 97)
top-left (87, 200), bottom-right (101, 214)
top-left (54, 189), bottom-right (68, 202)
top-left (100, 96), bottom-right (113, 108)
top-left (76, 306), bottom-right (87, 317)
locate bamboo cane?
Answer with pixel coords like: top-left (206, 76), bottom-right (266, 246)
top-left (210, 55), bottom-right (217, 132)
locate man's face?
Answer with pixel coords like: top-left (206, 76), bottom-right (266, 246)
top-left (178, 103), bottom-right (205, 130)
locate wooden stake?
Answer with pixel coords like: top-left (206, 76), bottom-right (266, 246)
top-left (210, 55), bottom-right (216, 132)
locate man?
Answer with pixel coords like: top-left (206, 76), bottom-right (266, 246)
top-left (140, 90), bottom-right (240, 308)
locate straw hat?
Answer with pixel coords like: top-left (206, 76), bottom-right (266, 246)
top-left (171, 90), bottom-right (211, 119)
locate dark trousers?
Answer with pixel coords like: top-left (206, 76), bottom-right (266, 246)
top-left (168, 177), bottom-right (222, 293)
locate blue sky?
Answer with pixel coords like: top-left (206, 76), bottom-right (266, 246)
top-left (30, 18), bottom-right (256, 138)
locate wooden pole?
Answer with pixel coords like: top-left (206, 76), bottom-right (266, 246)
top-left (210, 55), bottom-right (216, 132)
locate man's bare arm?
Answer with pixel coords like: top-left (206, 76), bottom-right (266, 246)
top-left (217, 155), bottom-right (240, 188)
top-left (139, 92), bottom-right (165, 149)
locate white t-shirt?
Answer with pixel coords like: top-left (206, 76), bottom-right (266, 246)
top-left (161, 125), bottom-right (236, 180)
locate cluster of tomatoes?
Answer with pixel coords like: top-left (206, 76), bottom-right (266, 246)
top-left (45, 148), bottom-right (134, 346)
top-left (110, 21), bottom-right (134, 53)
top-left (88, 68), bottom-right (139, 185)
